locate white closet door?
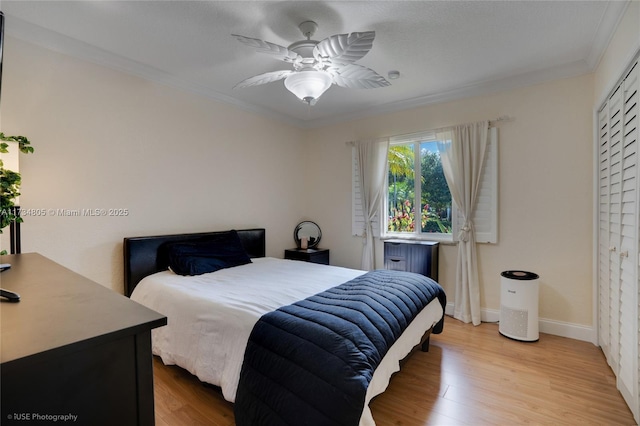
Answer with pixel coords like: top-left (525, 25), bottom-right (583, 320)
top-left (598, 106), bottom-right (611, 362)
top-left (617, 61), bottom-right (639, 417)
top-left (608, 86), bottom-right (624, 375)
top-left (597, 56), bottom-right (640, 424)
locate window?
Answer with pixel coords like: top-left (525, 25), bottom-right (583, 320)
top-left (386, 131), bottom-right (453, 240)
top-left (352, 127), bottom-right (498, 243)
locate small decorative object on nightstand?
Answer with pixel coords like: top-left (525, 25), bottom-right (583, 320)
top-left (293, 221), bottom-right (322, 249)
top-left (287, 221), bottom-right (328, 264)
top-left (285, 248), bottom-right (330, 265)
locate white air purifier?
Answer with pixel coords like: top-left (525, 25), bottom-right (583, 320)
top-left (499, 270), bottom-right (539, 342)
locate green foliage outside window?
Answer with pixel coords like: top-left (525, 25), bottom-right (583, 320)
top-left (387, 143), bottom-right (452, 234)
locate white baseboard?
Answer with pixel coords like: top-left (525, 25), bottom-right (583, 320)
top-left (444, 303), bottom-right (596, 343)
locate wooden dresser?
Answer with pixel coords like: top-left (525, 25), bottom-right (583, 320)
top-left (0, 253), bottom-right (167, 426)
top-left (383, 240), bottom-right (439, 281)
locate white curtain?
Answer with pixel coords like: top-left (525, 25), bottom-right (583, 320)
top-left (355, 137), bottom-right (390, 270)
top-left (437, 121), bottom-right (489, 325)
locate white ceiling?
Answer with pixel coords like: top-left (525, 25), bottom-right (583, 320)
top-left (2, 1), bottom-right (628, 128)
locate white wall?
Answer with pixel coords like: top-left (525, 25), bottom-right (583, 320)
top-left (304, 73), bottom-right (595, 327)
top-left (1, 37), bottom-right (306, 293)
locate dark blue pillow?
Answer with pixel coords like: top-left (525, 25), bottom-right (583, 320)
top-left (167, 230), bottom-right (252, 276)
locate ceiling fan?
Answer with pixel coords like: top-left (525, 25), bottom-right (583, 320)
top-left (232, 21), bottom-right (390, 105)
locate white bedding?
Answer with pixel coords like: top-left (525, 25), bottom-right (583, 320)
top-left (130, 257), bottom-right (443, 425)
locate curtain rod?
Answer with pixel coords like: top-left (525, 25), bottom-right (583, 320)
top-left (489, 115), bottom-right (514, 125)
top-left (345, 115), bottom-right (514, 146)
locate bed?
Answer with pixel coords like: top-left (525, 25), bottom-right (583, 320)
top-left (124, 228), bottom-right (445, 426)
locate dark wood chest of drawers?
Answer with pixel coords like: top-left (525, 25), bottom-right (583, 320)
top-left (383, 240), bottom-right (439, 281)
top-left (0, 253), bottom-right (167, 426)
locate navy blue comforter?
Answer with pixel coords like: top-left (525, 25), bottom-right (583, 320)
top-left (234, 269), bottom-right (446, 426)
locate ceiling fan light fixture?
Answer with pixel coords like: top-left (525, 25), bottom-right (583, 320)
top-left (288, 39), bottom-right (319, 58)
top-left (233, 22), bottom-right (387, 106)
top-left (284, 70), bottom-right (333, 105)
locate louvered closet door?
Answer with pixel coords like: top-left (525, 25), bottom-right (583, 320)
top-left (608, 86), bottom-right (624, 375)
top-left (598, 106), bottom-right (611, 363)
top-left (598, 58), bottom-right (640, 424)
top-left (617, 61), bottom-right (639, 418)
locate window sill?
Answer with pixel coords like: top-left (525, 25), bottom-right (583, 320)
top-left (380, 234), bottom-right (456, 245)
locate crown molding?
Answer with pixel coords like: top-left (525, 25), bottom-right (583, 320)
top-left (4, 14), bottom-right (302, 128)
top-left (5, 3), bottom-right (629, 131)
top-left (585, 0), bottom-right (630, 70)
top-left (302, 59), bottom-right (592, 129)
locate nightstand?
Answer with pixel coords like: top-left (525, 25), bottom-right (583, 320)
top-left (284, 248), bottom-right (330, 265)
top-left (383, 240), bottom-right (439, 281)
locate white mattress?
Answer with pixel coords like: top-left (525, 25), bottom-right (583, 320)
top-left (130, 257), bottom-right (443, 425)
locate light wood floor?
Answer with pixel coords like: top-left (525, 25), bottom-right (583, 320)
top-left (153, 316), bottom-right (636, 425)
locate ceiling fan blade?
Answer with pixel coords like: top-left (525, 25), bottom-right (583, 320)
top-left (328, 64), bottom-right (390, 89)
top-left (313, 31), bottom-right (375, 65)
top-left (232, 34), bottom-right (301, 63)
top-left (234, 70), bottom-right (293, 88)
